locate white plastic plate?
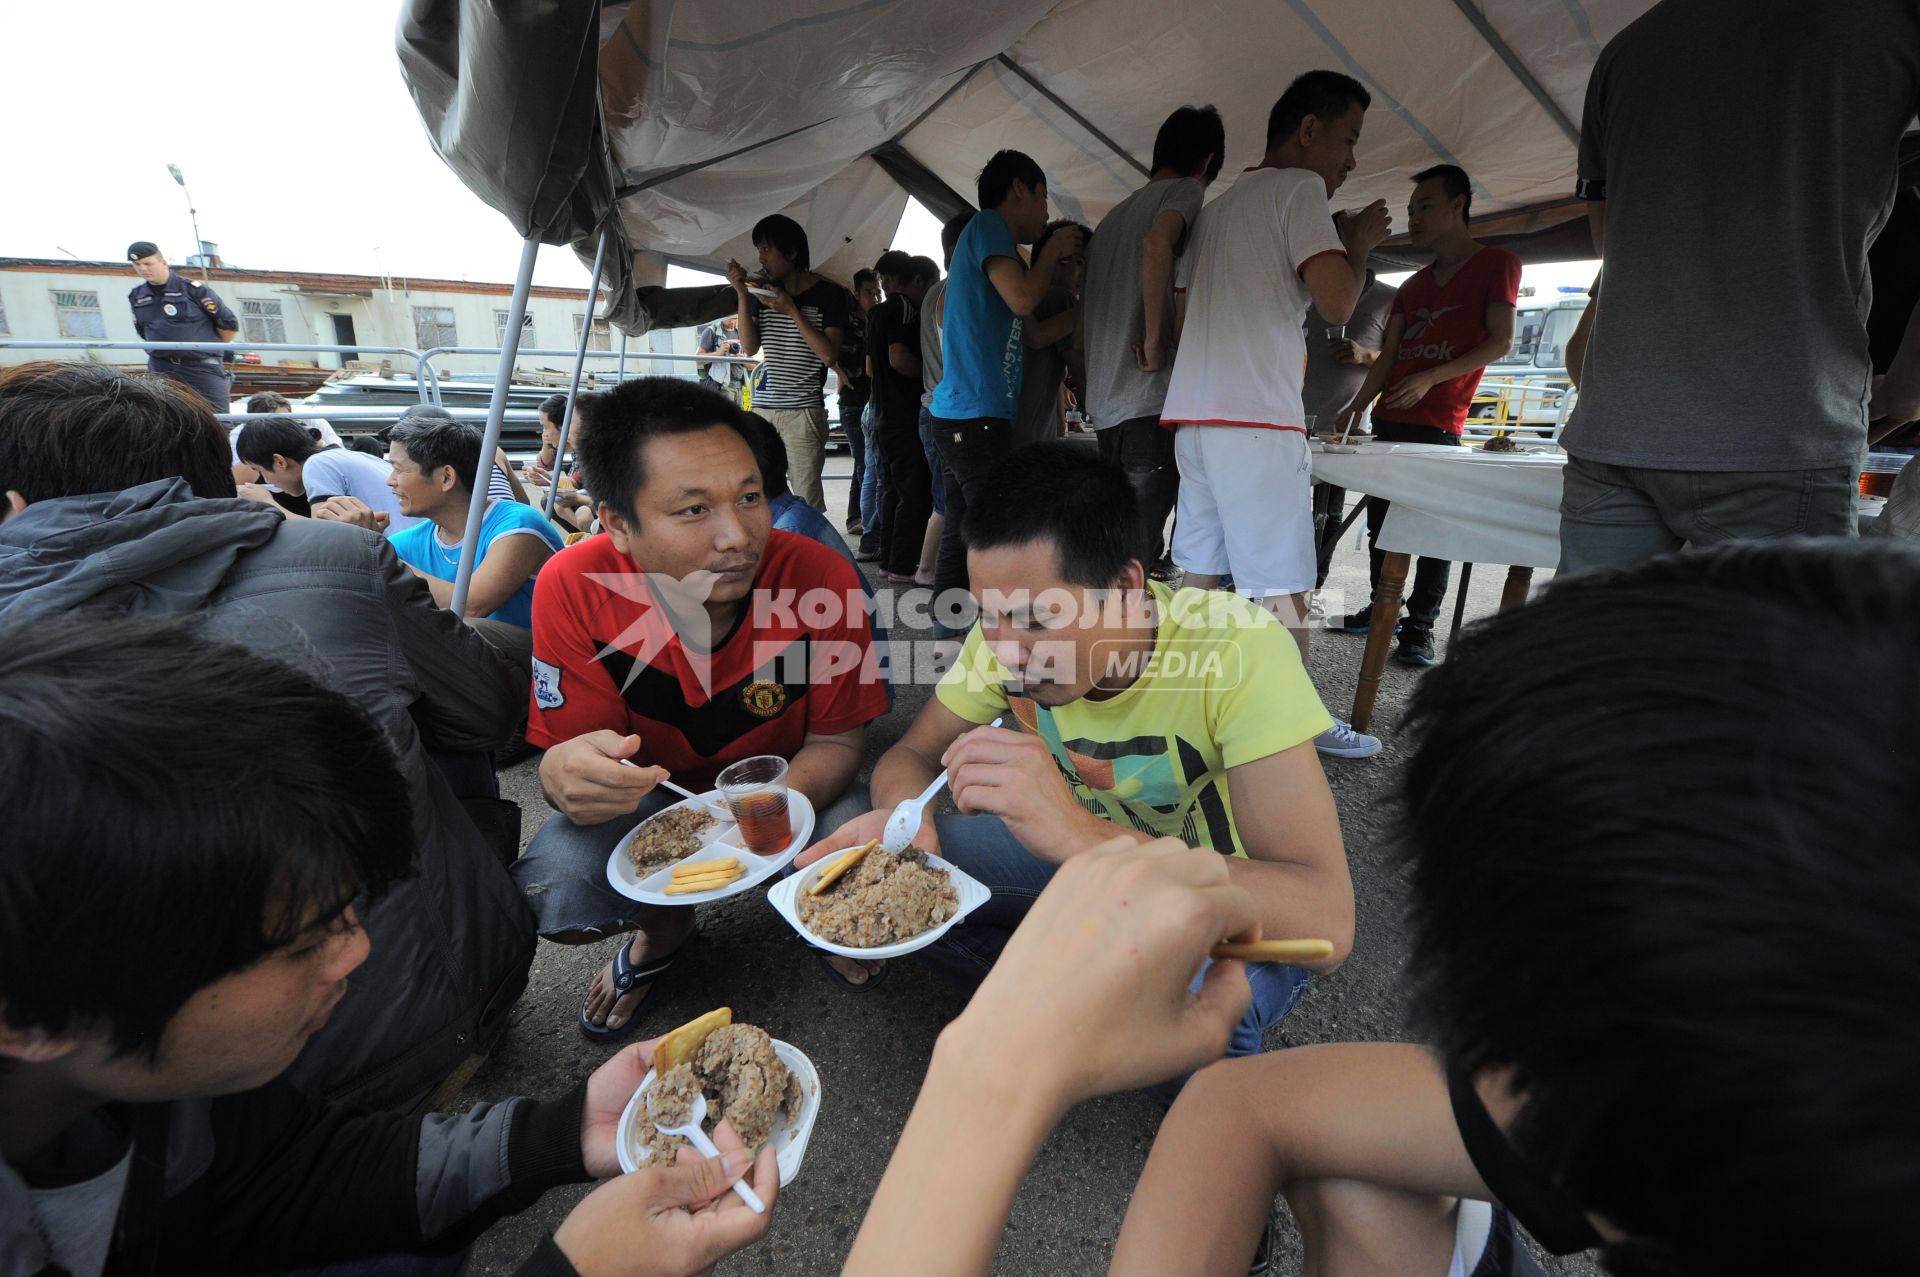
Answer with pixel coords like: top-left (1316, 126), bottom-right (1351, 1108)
top-left (606, 789), bottom-right (815, 906)
top-left (615, 1038), bottom-right (821, 1187)
top-left (766, 848), bottom-right (989, 960)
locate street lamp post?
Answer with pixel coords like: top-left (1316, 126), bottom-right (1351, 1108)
top-left (166, 163), bottom-right (209, 277)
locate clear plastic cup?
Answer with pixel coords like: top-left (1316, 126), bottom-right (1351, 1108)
top-left (716, 755), bottom-right (793, 855)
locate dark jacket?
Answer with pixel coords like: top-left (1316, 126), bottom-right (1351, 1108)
top-left (0, 481), bottom-right (537, 1110)
top-left (0, 1072), bottom-right (591, 1275)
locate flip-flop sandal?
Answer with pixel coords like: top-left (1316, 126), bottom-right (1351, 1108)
top-left (814, 950), bottom-right (888, 992)
top-left (578, 935), bottom-right (690, 1042)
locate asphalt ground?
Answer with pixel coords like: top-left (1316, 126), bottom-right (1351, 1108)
top-left (461, 464), bottom-right (1603, 1276)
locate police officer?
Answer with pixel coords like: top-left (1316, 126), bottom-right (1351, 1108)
top-left (126, 240), bottom-right (239, 409)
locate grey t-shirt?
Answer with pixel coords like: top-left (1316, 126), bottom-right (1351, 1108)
top-left (1567, 0), bottom-right (1920, 472)
top-left (1082, 177), bottom-right (1207, 428)
top-left (919, 276), bottom-right (948, 410)
top-left (303, 448), bottom-right (420, 532)
top-left (1303, 279), bottom-right (1396, 424)
top-left (1012, 286), bottom-right (1077, 449)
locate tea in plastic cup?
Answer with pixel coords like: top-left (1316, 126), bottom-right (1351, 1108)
top-left (716, 755), bottom-right (793, 855)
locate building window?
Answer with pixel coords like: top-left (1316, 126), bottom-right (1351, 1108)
top-left (51, 290), bottom-right (106, 339)
top-left (240, 298), bottom-right (287, 344)
top-left (573, 313), bottom-right (612, 352)
top-left (413, 305), bottom-right (458, 348)
top-left (494, 309), bottom-right (536, 349)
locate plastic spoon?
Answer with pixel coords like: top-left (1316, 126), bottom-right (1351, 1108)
top-left (653, 1093), bottom-right (766, 1214)
top-left (882, 716), bottom-right (1002, 852)
top-left (619, 760), bottom-right (733, 821)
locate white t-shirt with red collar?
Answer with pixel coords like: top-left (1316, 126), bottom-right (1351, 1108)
top-left (1160, 166), bottom-right (1347, 434)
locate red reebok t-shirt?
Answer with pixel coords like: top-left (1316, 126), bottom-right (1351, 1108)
top-left (1380, 246), bottom-right (1523, 434)
top-left (527, 530), bottom-right (889, 789)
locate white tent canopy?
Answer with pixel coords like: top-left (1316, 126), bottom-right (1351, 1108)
top-left (400, 0), bottom-right (1654, 331)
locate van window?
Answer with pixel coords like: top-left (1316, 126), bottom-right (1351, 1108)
top-left (1509, 309), bottom-right (1545, 365)
top-left (1534, 307), bottom-right (1584, 369)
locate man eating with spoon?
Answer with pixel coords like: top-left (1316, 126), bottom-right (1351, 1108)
top-left (512, 378), bottom-right (891, 1041)
top-left (799, 443), bottom-right (1352, 1066)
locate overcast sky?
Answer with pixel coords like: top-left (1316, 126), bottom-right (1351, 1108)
top-left (0, 1), bottom-right (1587, 296)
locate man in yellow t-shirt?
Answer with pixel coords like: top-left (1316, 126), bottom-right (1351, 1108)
top-left (801, 443), bottom-right (1353, 1074)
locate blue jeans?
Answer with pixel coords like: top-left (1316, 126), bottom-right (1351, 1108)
top-left (920, 812), bottom-right (1310, 1096)
top-left (859, 402), bottom-right (886, 534)
top-left (917, 405), bottom-right (946, 516)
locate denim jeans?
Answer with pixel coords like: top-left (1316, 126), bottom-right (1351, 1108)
top-left (918, 406), bottom-right (946, 516)
top-left (927, 416), bottom-right (1012, 639)
top-left (920, 812), bottom-right (1310, 1099)
top-left (1095, 415), bottom-right (1179, 566)
top-left (859, 402), bottom-right (886, 535)
top-left (842, 395), bottom-right (869, 527)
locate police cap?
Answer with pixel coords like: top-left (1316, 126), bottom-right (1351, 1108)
top-left (127, 241), bottom-right (161, 262)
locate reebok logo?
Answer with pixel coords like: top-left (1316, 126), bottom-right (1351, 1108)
top-left (1399, 340), bottom-right (1458, 362)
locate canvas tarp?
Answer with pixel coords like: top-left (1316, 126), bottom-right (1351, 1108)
top-left (398, 0), bottom-right (1657, 332)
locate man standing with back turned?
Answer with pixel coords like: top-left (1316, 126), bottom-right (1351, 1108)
top-left (126, 240), bottom-right (238, 409)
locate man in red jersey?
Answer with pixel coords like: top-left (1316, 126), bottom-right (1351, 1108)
top-left (1334, 164), bottom-right (1520, 667)
top-left (511, 378), bottom-right (890, 1040)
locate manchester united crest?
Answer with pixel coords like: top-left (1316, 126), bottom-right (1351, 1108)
top-left (741, 679), bottom-right (787, 718)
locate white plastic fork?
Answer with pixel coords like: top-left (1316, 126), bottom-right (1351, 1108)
top-left (619, 759), bottom-right (734, 821)
top-left (653, 1093), bottom-right (766, 1214)
top-left (881, 716), bottom-right (1002, 852)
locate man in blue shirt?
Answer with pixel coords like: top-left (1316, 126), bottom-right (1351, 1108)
top-left (382, 414), bottom-right (564, 664)
top-left (927, 152), bottom-right (1084, 647)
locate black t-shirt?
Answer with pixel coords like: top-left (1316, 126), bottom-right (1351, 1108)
top-left (838, 312), bottom-right (871, 409)
top-left (867, 295), bottom-right (923, 430)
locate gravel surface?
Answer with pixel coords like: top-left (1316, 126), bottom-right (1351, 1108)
top-left (460, 471), bottom-right (1602, 1276)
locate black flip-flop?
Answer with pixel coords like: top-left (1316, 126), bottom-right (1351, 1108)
top-left (578, 936), bottom-right (687, 1042)
top-left (814, 950), bottom-right (888, 992)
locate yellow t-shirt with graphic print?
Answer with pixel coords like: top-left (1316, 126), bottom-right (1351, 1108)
top-left (933, 581), bottom-right (1333, 857)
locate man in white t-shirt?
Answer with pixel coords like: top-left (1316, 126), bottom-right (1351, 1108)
top-left (234, 417), bottom-right (419, 532)
top-left (1159, 70), bottom-right (1390, 759)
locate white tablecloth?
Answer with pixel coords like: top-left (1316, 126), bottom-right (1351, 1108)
top-left (1311, 441), bottom-right (1566, 569)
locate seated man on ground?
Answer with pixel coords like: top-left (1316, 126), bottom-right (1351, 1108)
top-left (0, 613), bottom-right (777, 1276)
top-left (0, 361), bottom-right (533, 1111)
top-left (395, 402), bottom-right (537, 507)
top-left (379, 412), bottom-right (565, 666)
top-left (1108, 539), bottom-right (1920, 1276)
top-left (236, 416), bottom-right (418, 531)
top-left (514, 376), bottom-right (891, 1040)
top-left (801, 442), bottom-right (1353, 1036)
top-left (230, 390), bottom-right (343, 486)
top-left (529, 392), bottom-right (597, 533)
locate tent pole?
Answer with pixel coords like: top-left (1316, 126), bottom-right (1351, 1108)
top-left (545, 223), bottom-right (611, 519)
top-left (1444, 0), bottom-right (1579, 144)
top-left (616, 331), bottom-right (628, 382)
top-left (993, 54), bottom-right (1150, 177)
top-left (451, 235), bottom-right (540, 616)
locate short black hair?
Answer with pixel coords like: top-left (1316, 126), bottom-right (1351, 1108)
top-left (941, 212), bottom-right (975, 269)
top-left (1412, 163), bottom-right (1473, 222)
top-left (1267, 70), bottom-right (1372, 151)
top-left (235, 417), bottom-right (321, 470)
top-left (963, 442), bottom-right (1140, 586)
top-left (539, 393), bottom-right (568, 424)
top-left (873, 250), bottom-right (914, 281)
top-left (1033, 219), bottom-right (1092, 262)
top-left (740, 412), bottom-right (790, 497)
top-left (852, 268), bottom-right (878, 291)
top-left (0, 361), bottom-right (236, 502)
top-left (751, 214), bottom-right (811, 271)
top-left (0, 612), bottom-right (413, 1058)
top-left (1400, 540), bottom-right (1920, 1273)
top-left (1151, 105), bottom-right (1227, 184)
top-left (245, 391), bottom-right (292, 414)
top-left (977, 150), bottom-right (1046, 211)
top-left (907, 255), bottom-right (941, 286)
top-left (390, 407), bottom-right (482, 493)
top-left (575, 376), bottom-right (758, 525)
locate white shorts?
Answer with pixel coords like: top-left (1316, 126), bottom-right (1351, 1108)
top-left (1170, 425), bottom-right (1316, 597)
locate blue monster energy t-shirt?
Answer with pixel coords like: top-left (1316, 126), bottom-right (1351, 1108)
top-left (932, 209), bottom-right (1026, 422)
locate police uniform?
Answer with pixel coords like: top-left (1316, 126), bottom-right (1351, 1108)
top-left (125, 240), bottom-right (239, 409)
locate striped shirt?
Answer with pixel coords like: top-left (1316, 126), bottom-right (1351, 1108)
top-left (748, 279), bottom-right (850, 410)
